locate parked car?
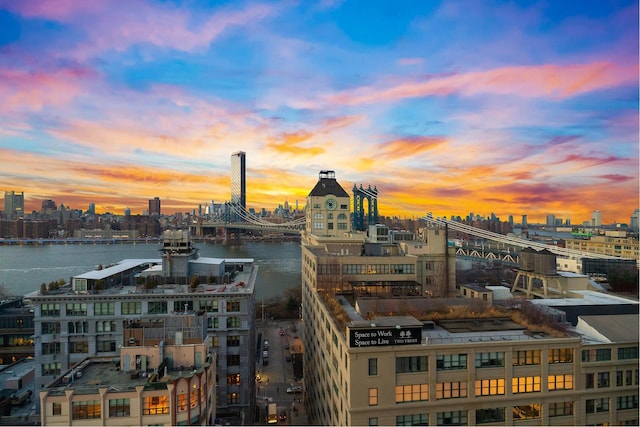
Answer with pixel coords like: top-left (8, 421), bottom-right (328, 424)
top-left (286, 385), bottom-right (302, 394)
top-left (286, 355), bottom-right (292, 362)
top-left (284, 342), bottom-right (289, 349)
top-left (278, 410), bottom-right (287, 422)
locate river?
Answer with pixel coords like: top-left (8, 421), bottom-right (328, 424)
top-left (0, 241), bottom-right (302, 300)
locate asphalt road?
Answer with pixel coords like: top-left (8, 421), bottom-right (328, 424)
top-left (255, 319), bottom-right (305, 425)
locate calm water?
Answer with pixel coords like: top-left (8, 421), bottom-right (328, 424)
top-left (0, 241), bottom-right (301, 300)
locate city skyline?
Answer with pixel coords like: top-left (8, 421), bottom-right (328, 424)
top-left (0, 0), bottom-right (637, 224)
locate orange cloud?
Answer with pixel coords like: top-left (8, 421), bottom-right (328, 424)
top-left (326, 62), bottom-right (639, 106)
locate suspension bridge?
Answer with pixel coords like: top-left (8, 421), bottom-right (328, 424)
top-left (191, 200), bottom-right (628, 266)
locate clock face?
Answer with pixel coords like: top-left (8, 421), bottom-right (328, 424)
top-left (325, 198), bottom-right (337, 210)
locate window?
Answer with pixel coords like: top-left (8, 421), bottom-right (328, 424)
top-left (227, 335), bottom-right (240, 347)
top-left (368, 388), bottom-right (378, 406)
top-left (42, 322), bottom-right (60, 334)
top-left (227, 300), bottom-right (240, 312)
top-left (368, 358), bottom-right (377, 376)
top-left (72, 400), bottom-right (101, 420)
top-left (201, 300), bottom-right (219, 312)
top-left (582, 348), bottom-right (611, 362)
top-left (227, 392), bottom-right (240, 404)
top-left (616, 395), bottom-right (639, 410)
top-left (94, 302), bottom-right (114, 315)
top-left (513, 404), bottom-right (540, 420)
top-left (586, 373), bottom-right (594, 388)
top-left (618, 346), bottom-right (639, 360)
top-left (52, 402), bottom-right (62, 416)
top-left (586, 398), bottom-right (609, 413)
top-left (474, 378), bottom-right (505, 396)
top-left (512, 376), bottom-right (541, 393)
top-left (597, 372), bottom-right (610, 388)
top-left (109, 398), bottom-right (130, 417)
top-left (318, 264), bottom-right (341, 275)
top-left (97, 339), bottom-right (116, 353)
top-left (338, 223), bottom-right (348, 230)
top-left (41, 303), bottom-right (60, 317)
top-left (148, 301), bottom-right (167, 314)
top-left (437, 354), bottom-right (467, 370)
top-left (42, 362), bottom-right (61, 376)
top-left (396, 413), bottom-right (428, 426)
top-left (549, 401), bottom-right (573, 417)
top-left (178, 393), bottom-right (187, 411)
top-left (476, 408), bottom-right (504, 424)
top-left (548, 374), bottom-right (573, 391)
top-left (343, 264), bottom-right (367, 275)
top-left (42, 342), bottom-right (60, 355)
top-left (436, 410), bottom-right (467, 426)
top-left (227, 355), bottom-right (240, 366)
top-left (313, 213), bottom-right (324, 219)
top-left (227, 374), bottom-right (240, 385)
top-left (390, 264), bottom-right (415, 274)
top-left (174, 301), bottom-right (193, 313)
top-left (190, 389), bottom-right (198, 408)
top-left (66, 303), bottom-right (87, 316)
top-left (436, 381), bottom-right (467, 399)
top-left (227, 317), bottom-right (241, 328)
top-left (395, 384), bottom-right (428, 403)
top-left (313, 222), bottom-right (324, 230)
top-left (68, 321), bottom-right (88, 334)
top-left (475, 352), bottom-right (504, 368)
top-left (208, 317), bottom-right (219, 329)
top-left (513, 350), bottom-right (541, 365)
top-left (369, 417), bottom-right (378, 426)
top-left (144, 396), bottom-right (169, 415)
top-left (548, 348), bottom-right (573, 363)
top-left (121, 301), bottom-right (141, 315)
top-left (96, 320), bottom-right (116, 332)
top-left (396, 356), bottom-right (428, 373)
top-left (70, 340), bottom-right (88, 354)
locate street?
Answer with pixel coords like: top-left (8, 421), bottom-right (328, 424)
top-left (255, 319), bottom-right (305, 425)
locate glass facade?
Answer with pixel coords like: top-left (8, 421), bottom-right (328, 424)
top-left (231, 151), bottom-right (246, 209)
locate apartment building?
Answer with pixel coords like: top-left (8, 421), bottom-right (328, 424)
top-left (300, 170), bottom-right (639, 426)
top-left (39, 314), bottom-right (216, 426)
top-left (29, 230), bottom-right (257, 422)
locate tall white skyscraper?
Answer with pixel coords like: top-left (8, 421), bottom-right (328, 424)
top-left (591, 209), bottom-right (602, 227)
top-left (231, 151), bottom-right (246, 210)
top-left (630, 208), bottom-right (639, 231)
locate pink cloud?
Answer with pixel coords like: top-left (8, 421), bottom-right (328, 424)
top-left (0, 66), bottom-right (96, 113)
top-left (326, 62), bottom-right (639, 105)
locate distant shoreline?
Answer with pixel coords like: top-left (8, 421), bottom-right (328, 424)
top-left (0, 235), bottom-right (301, 246)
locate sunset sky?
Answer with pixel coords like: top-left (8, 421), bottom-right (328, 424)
top-left (0, 0), bottom-right (638, 225)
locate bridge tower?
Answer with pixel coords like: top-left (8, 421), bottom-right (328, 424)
top-left (352, 184), bottom-right (378, 231)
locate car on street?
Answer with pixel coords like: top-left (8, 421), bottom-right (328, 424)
top-left (286, 355), bottom-right (292, 362)
top-left (278, 410), bottom-right (287, 422)
top-left (284, 342), bottom-right (289, 349)
top-left (286, 385), bottom-right (302, 394)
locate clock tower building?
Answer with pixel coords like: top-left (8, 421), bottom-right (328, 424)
top-left (304, 170), bottom-right (352, 239)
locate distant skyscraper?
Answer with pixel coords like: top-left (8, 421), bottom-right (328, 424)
top-left (521, 215), bottom-right (527, 227)
top-left (87, 203), bottom-right (95, 215)
top-left (231, 151), bottom-right (246, 210)
top-left (630, 209), bottom-right (639, 232)
top-left (124, 207), bottom-right (131, 216)
top-left (149, 197), bottom-right (161, 217)
top-left (591, 210), bottom-right (602, 227)
top-left (41, 199), bottom-right (57, 213)
top-left (546, 214), bottom-right (555, 226)
top-left (4, 191), bottom-right (24, 219)
top-left (508, 215), bottom-right (514, 226)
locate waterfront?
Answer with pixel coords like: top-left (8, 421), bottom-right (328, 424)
top-left (0, 241), bottom-right (302, 300)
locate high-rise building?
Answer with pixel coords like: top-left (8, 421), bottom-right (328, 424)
top-left (4, 191), bottom-right (24, 219)
top-left (521, 215), bottom-right (527, 227)
top-left (630, 209), bottom-right (639, 232)
top-left (546, 214), bottom-right (556, 226)
top-left (231, 151), bottom-right (246, 210)
top-left (300, 171), bottom-right (638, 426)
top-left (592, 210), bottom-right (602, 227)
top-left (31, 230), bottom-right (257, 421)
top-left (149, 197), bottom-right (161, 217)
top-left (87, 203), bottom-right (96, 215)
